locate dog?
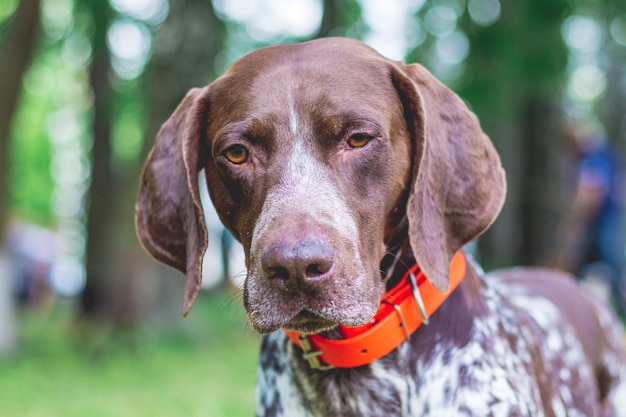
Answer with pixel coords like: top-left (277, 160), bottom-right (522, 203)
top-left (135, 37), bottom-right (626, 416)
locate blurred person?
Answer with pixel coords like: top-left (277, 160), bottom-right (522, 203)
top-left (554, 122), bottom-right (626, 318)
top-left (7, 221), bottom-right (54, 307)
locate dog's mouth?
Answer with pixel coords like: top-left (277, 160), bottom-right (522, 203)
top-left (248, 304), bottom-right (340, 335)
top-left (244, 251), bottom-right (383, 335)
top-left (281, 310), bottom-right (338, 335)
top-left (245, 287), bottom-right (381, 335)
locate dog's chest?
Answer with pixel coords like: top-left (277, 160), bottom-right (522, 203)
top-left (255, 282), bottom-right (600, 417)
top-left (256, 334), bottom-right (416, 417)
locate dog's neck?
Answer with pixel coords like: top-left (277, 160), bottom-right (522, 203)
top-left (317, 228), bottom-right (416, 341)
top-left (319, 239), bottom-right (484, 343)
top-left (382, 223), bottom-right (413, 291)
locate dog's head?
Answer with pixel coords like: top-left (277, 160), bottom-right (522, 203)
top-left (136, 38), bottom-right (506, 334)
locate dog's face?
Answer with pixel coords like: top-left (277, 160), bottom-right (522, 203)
top-left (204, 42), bottom-right (412, 333)
top-left (136, 38), bottom-right (506, 334)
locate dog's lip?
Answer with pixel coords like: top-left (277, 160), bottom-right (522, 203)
top-left (247, 305), bottom-right (338, 335)
top-left (281, 310), bottom-right (338, 335)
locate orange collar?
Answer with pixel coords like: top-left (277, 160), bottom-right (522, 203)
top-left (283, 252), bottom-right (466, 369)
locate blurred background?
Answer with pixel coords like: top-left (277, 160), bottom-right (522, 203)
top-left (1, 0), bottom-right (625, 415)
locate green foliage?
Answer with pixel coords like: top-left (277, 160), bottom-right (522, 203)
top-left (0, 0), bottom-right (17, 27)
top-left (111, 79), bottom-right (145, 176)
top-left (320, 0), bottom-right (365, 38)
top-left (332, 0), bottom-right (363, 33)
top-left (457, 0), bottom-right (570, 139)
top-left (7, 51), bottom-right (58, 225)
top-left (5, 0), bottom-right (97, 226)
top-left (0, 290), bottom-right (259, 417)
top-left (4, 0), bottom-right (149, 226)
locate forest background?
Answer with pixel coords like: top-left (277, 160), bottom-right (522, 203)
top-left (0, 0), bottom-right (625, 415)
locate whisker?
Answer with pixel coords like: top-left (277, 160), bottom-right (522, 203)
top-left (383, 247), bottom-right (403, 281)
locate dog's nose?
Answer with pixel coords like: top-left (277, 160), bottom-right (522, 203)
top-left (261, 239), bottom-right (334, 291)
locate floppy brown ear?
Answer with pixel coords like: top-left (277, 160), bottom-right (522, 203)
top-left (392, 63), bottom-right (506, 292)
top-left (135, 88), bottom-right (210, 316)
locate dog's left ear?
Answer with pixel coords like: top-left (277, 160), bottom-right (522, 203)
top-left (391, 63), bottom-right (506, 292)
top-left (135, 87), bottom-right (210, 316)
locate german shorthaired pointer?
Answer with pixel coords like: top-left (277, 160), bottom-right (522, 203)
top-left (136, 38), bottom-right (626, 416)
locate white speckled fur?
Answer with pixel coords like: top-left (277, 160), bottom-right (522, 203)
top-left (250, 140), bottom-right (361, 266)
top-left (255, 264), bottom-right (626, 417)
top-left (135, 38), bottom-right (626, 417)
top-left (484, 275), bottom-right (601, 416)
top-left (246, 116), bottom-right (378, 330)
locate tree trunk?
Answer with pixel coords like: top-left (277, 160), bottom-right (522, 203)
top-left (80, 0), bottom-right (120, 323)
top-left (317, 0), bottom-right (337, 38)
top-left (478, 123), bottom-right (524, 268)
top-left (462, 0), bottom-right (568, 269)
top-left (315, 0), bottom-right (362, 39)
top-left (143, 0), bottom-right (225, 153)
top-left (0, 0), bottom-right (41, 241)
top-left (604, 56), bottom-right (626, 149)
top-left (139, 0), bottom-right (227, 322)
top-left (0, 0), bottom-right (41, 355)
top-left (519, 97), bottom-right (562, 265)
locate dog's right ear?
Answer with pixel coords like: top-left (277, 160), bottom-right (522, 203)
top-left (135, 87), bottom-right (210, 316)
top-left (391, 63), bottom-right (506, 293)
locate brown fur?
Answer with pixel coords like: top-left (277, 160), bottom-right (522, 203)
top-left (135, 38), bottom-right (625, 416)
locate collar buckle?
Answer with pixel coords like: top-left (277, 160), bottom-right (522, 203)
top-left (283, 252), bottom-right (466, 369)
top-left (381, 300), bottom-right (411, 341)
top-left (298, 335), bottom-right (335, 371)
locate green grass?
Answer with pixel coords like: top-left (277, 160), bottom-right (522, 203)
top-left (0, 290), bottom-right (260, 417)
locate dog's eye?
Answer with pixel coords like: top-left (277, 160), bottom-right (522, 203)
top-left (347, 134), bottom-right (372, 148)
top-left (223, 145), bottom-right (249, 164)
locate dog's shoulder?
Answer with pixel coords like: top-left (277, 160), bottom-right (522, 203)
top-left (481, 268), bottom-right (612, 414)
top-left (406, 265), bottom-right (608, 415)
top-left (255, 267), bottom-right (621, 416)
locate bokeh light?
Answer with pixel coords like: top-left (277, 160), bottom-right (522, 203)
top-left (110, 0), bottom-right (169, 25)
top-left (436, 29), bottom-right (469, 65)
top-left (610, 15), bottom-right (626, 46)
top-left (568, 65), bottom-right (606, 103)
top-left (468, 0), bottom-right (500, 27)
top-left (562, 15), bottom-right (603, 55)
top-left (107, 19), bottom-right (152, 79)
top-left (214, 0), bottom-right (323, 41)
